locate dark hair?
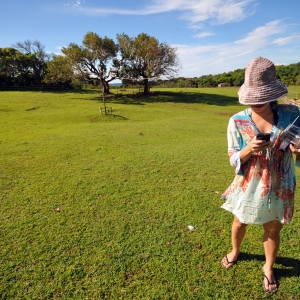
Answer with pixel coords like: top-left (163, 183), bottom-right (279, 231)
top-left (270, 101), bottom-right (279, 125)
top-left (270, 100), bottom-right (292, 173)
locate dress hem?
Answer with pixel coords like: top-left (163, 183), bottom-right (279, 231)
top-left (221, 205), bottom-right (287, 225)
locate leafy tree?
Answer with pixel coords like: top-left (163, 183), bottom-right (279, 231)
top-left (13, 40), bottom-right (50, 85)
top-left (153, 62), bottom-right (300, 89)
top-left (295, 75), bottom-right (300, 86)
top-left (198, 75), bottom-right (217, 87)
top-left (0, 47), bottom-right (23, 86)
top-left (233, 76), bottom-right (244, 86)
top-left (43, 54), bottom-right (74, 87)
top-left (61, 32), bottom-right (118, 95)
top-left (276, 63), bottom-right (300, 86)
top-left (117, 33), bottom-right (180, 94)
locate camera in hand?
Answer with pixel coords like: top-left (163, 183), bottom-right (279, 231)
top-left (256, 133), bottom-right (270, 141)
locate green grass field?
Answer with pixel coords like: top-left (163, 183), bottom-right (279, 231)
top-left (1, 87), bottom-right (300, 299)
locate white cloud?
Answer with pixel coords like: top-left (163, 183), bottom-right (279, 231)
top-left (214, 0), bottom-right (257, 24)
top-left (57, 1), bottom-right (298, 77)
top-left (234, 20), bottom-right (285, 45)
top-left (64, 0), bottom-right (85, 8)
top-left (78, 0), bottom-right (257, 25)
top-left (194, 32), bottom-right (215, 38)
top-left (71, 0), bottom-right (257, 42)
top-left (273, 33), bottom-right (298, 46)
top-left (174, 20), bottom-right (295, 77)
top-left (79, 8), bottom-right (146, 16)
top-left (174, 44), bottom-right (219, 56)
top-left (189, 24), bottom-right (203, 31)
top-left (146, 0), bottom-right (255, 21)
top-left (170, 0), bottom-right (257, 24)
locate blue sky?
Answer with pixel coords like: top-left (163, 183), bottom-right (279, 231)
top-left (1, 0), bottom-right (300, 78)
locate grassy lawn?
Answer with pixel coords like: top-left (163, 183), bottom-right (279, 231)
top-left (1, 87), bottom-right (300, 299)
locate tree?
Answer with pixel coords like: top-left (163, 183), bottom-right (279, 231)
top-left (43, 54), bottom-right (74, 87)
top-left (0, 47), bottom-right (23, 86)
top-left (233, 76), bottom-right (244, 86)
top-left (117, 33), bottom-right (180, 95)
top-left (61, 32), bottom-right (118, 95)
top-left (13, 40), bottom-right (50, 85)
top-left (198, 75), bottom-right (217, 87)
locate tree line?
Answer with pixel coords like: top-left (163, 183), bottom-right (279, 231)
top-left (0, 32), bottom-right (180, 95)
top-left (153, 62), bottom-right (300, 89)
top-left (1, 32), bottom-right (300, 95)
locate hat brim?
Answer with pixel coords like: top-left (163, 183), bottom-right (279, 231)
top-left (238, 80), bottom-right (288, 105)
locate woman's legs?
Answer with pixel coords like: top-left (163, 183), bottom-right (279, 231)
top-left (262, 220), bottom-right (283, 291)
top-left (222, 216), bottom-right (247, 268)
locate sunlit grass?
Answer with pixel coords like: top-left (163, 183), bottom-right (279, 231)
top-left (1, 87), bottom-right (300, 299)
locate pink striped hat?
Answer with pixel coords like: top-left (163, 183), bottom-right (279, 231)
top-left (238, 57), bottom-right (288, 105)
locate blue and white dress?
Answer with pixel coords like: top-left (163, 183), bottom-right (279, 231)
top-left (221, 104), bottom-right (300, 224)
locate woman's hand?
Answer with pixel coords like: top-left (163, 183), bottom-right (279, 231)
top-left (247, 136), bottom-right (271, 154)
top-left (240, 136), bottom-right (271, 164)
top-left (289, 144), bottom-right (300, 154)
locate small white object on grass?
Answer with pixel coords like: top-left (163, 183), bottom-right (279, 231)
top-left (188, 225), bottom-right (194, 231)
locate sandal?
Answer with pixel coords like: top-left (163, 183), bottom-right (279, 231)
top-left (221, 255), bottom-right (238, 270)
top-left (262, 272), bottom-right (278, 293)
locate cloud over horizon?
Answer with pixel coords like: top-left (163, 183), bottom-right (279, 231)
top-left (76, 0), bottom-right (257, 25)
top-left (174, 19), bottom-right (298, 77)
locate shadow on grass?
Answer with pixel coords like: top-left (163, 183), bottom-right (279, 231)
top-left (90, 113), bottom-right (129, 122)
top-left (110, 114), bottom-right (129, 120)
top-left (26, 89), bottom-right (239, 106)
top-left (14, 88), bottom-right (240, 107)
top-left (239, 252), bottom-right (300, 279)
top-left (5, 89), bottom-right (100, 95)
top-left (87, 91), bottom-right (240, 106)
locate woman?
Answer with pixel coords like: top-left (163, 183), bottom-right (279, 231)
top-left (220, 56), bottom-right (300, 293)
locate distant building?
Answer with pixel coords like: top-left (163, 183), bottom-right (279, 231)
top-left (218, 83), bottom-right (230, 87)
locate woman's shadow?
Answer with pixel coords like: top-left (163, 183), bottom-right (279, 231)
top-left (239, 252), bottom-right (300, 279)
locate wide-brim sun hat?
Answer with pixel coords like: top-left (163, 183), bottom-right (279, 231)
top-left (238, 56), bottom-right (288, 105)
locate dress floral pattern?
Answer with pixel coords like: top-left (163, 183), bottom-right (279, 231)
top-left (221, 104), bottom-right (300, 224)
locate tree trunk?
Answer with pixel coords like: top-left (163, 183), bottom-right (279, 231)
top-left (105, 81), bottom-right (110, 94)
top-left (143, 78), bottom-right (149, 95)
top-left (105, 76), bottom-right (118, 94)
top-left (101, 85), bottom-right (107, 114)
top-left (100, 78), bottom-right (109, 95)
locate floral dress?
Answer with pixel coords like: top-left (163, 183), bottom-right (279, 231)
top-left (221, 104), bottom-right (300, 224)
